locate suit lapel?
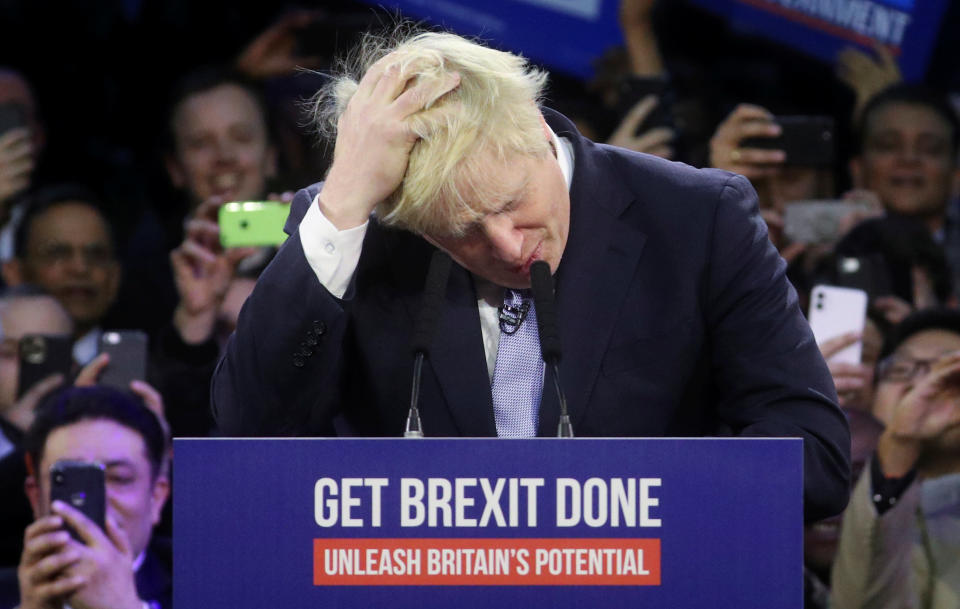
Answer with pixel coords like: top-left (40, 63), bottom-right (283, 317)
top-left (382, 233), bottom-right (495, 436)
top-left (537, 114), bottom-right (647, 435)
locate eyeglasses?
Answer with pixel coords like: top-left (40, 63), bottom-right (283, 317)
top-left (876, 355), bottom-right (939, 383)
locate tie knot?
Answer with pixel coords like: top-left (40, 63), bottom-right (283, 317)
top-left (505, 289), bottom-right (532, 305)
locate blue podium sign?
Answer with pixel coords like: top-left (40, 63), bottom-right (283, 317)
top-left (687, 0), bottom-right (950, 81)
top-left (174, 438), bottom-right (801, 607)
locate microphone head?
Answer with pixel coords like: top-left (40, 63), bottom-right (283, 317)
top-left (529, 261), bottom-right (562, 363)
top-left (410, 251), bottom-right (452, 355)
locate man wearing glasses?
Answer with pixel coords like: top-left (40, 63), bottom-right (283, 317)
top-left (832, 308), bottom-right (960, 609)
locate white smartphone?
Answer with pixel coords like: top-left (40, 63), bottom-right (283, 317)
top-left (808, 285), bottom-right (868, 365)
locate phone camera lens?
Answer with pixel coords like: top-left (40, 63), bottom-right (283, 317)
top-left (240, 220), bottom-right (249, 229)
top-left (53, 473), bottom-right (64, 485)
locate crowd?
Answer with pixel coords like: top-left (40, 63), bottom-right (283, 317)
top-left (0, 0), bottom-right (957, 607)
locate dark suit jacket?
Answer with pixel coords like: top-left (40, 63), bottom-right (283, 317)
top-left (212, 109), bottom-right (850, 521)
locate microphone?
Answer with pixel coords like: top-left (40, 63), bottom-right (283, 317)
top-left (405, 250), bottom-right (453, 437)
top-left (530, 261), bottom-right (573, 438)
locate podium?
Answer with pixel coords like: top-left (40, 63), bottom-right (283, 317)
top-left (174, 438), bottom-right (801, 607)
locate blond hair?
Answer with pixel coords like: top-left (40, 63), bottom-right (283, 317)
top-left (312, 29), bottom-right (549, 236)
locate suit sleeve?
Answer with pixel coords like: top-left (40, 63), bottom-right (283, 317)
top-left (211, 187), bottom-right (347, 436)
top-left (706, 173), bottom-right (851, 522)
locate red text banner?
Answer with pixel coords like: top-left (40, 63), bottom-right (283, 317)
top-left (313, 538), bottom-right (661, 586)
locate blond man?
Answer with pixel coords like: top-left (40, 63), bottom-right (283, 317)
top-left (212, 31), bottom-right (850, 521)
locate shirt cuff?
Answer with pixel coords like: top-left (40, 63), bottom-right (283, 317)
top-left (869, 454), bottom-right (917, 516)
top-left (299, 193), bottom-right (368, 299)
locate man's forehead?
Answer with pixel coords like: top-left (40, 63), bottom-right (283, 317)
top-left (42, 420), bottom-right (149, 473)
top-left (897, 329), bottom-right (960, 356)
top-left (32, 203), bottom-right (110, 240)
top-left (868, 102), bottom-right (952, 135)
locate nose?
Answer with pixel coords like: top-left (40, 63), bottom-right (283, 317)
top-left (213, 136), bottom-right (238, 162)
top-left (481, 214), bottom-right (523, 263)
top-left (64, 249), bottom-right (91, 275)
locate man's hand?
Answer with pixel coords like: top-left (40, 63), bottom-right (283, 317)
top-left (52, 500), bottom-right (143, 609)
top-left (607, 95), bottom-right (674, 159)
top-left (709, 104), bottom-right (785, 180)
top-left (18, 515), bottom-right (86, 609)
top-left (170, 196), bottom-right (255, 345)
top-left (878, 352), bottom-right (960, 476)
top-left (819, 332), bottom-right (873, 408)
top-left (0, 126), bottom-right (33, 210)
top-left (319, 54), bottom-right (461, 230)
top-left (5, 373), bottom-right (64, 431)
top-left (236, 10), bottom-right (327, 79)
top-left (836, 44), bottom-right (901, 118)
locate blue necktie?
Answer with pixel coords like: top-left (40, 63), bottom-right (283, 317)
top-left (491, 289), bottom-right (544, 437)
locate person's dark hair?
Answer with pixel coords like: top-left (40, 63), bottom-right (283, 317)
top-left (163, 66), bottom-right (274, 155)
top-left (24, 386), bottom-right (167, 479)
top-left (13, 184), bottom-right (117, 259)
top-left (855, 83), bottom-right (960, 158)
top-left (831, 215), bottom-right (952, 305)
top-left (879, 308), bottom-right (960, 360)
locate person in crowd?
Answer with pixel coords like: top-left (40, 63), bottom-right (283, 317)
top-left (0, 68), bottom-right (44, 265)
top-left (0, 289), bottom-right (72, 568)
top-left (850, 84), bottom-right (960, 299)
top-left (10, 385), bottom-right (171, 609)
top-left (212, 29), bottom-right (850, 521)
top-left (832, 309), bottom-right (960, 609)
top-left (0, 186), bottom-right (119, 366)
top-left (804, 407), bottom-right (884, 608)
top-left (147, 68), bottom-right (285, 437)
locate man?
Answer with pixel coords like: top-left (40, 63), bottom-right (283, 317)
top-left (212, 31), bottom-right (850, 521)
top-left (12, 385), bottom-right (170, 609)
top-left (1, 185), bottom-right (120, 365)
top-left (850, 85), bottom-right (960, 298)
top-left (831, 309), bottom-right (960, 608)
top-left (0, 289), bottom-right (72, 568)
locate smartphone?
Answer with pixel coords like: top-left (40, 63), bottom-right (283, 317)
top-left (219, 201), bottom-right (290, 248)
top-left (17, 334), bottom-right (73, 399)
top-left (98, 330), bottom-right (148, 390)
top-left (742, 116), bottom-right (835, 166)
top-left (50, 460), bottom-right (106, 541)
top-left (0, 101), bottom-right (27, 136)
top-left (808, 285), bottom-right (868, 365)
top-left (834, 254), bottom-right (891, 300)
top-left (783, 200), bottom-right (874, 245)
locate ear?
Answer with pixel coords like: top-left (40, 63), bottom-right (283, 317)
top-left (24, 474), bottom-right (41, 518)
top-left (165, 154), bottom-right (186, 189)
top-left (849, 157), bottom-right (864, 189)
top-left (149, 475), bottom-right (171, 526)
top-left (1, 259), bottom-right (24, 286)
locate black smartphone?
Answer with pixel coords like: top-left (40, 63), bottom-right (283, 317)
top-left (834, 254), bottom-right (892, 300)
top-left (17, 334), bottom-right (73, 399)
top-left (98, 330), bottom-right (148, 390)
top-left (741, 115), bottom-right (835, 166)
top-left (50, 460), bottom-right (106, 541)
top-left (0, 102), bottom-right (26, 136)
